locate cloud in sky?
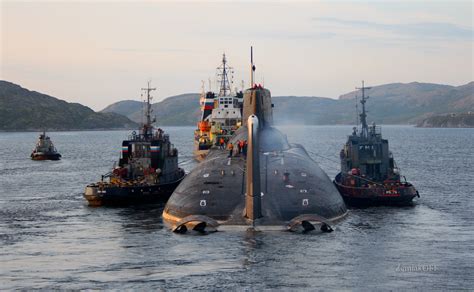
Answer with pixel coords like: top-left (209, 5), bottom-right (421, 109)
top-left (313, 17), bottom-right (473, 41)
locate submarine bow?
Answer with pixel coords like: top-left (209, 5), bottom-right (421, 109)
top-left (163, 86), bottom-right (347, 231)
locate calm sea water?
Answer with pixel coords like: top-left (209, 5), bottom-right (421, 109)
top-left (0, 126), bottom-right (473, 290)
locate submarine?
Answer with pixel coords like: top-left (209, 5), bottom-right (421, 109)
top-left (162, 49), bottom-right (347, 233)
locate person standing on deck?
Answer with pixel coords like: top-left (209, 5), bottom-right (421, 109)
top-left (237, 140), bottom-right (242, 154)
top-left (219, 137), bottom-right (225, 149)
top-left (227, 142), bottom-right (234, 158)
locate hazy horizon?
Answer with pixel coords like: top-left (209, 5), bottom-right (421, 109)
top-left (1, 1), bottom-right (473, 110)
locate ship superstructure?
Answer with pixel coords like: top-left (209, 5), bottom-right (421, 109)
top-left (84, 82), bottom-right (185, 206)
top-left (334, 81), bottom-right (419, 206)
top-left (194, 54), bottom-right (243, 161)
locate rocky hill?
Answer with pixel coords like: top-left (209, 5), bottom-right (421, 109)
top-left (0, 81), bottom-right (138, 131)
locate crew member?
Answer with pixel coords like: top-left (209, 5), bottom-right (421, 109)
top-left (227, 142), bottom-right (234, 157)
top-left (237, 140), bottom-right (242, 154)
top-left (219, 137), bottom-right (225, 149)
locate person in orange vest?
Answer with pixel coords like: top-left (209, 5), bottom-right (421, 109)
top-left (219, 137), bottom-right (225, 149)
top-left (227, 142), bottom-right (234, 157)
top-left (239, 140), bottom-right (245, 154)
top-left (236, 140), bottom-right (242, 154)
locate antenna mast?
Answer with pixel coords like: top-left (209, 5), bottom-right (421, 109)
top-left (141, 81), bottom-right (157, 137)
top-left (355, 94), bottom-right (359, 126)
top-left (356, 80), bottom-right (371, 138)
top-left (250, 46), bottom-right (256, 87)
top-left (217, 53), bottom-right (233, 96)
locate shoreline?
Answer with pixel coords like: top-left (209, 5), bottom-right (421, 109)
top-left (3, 124), bottom-right (474, 132)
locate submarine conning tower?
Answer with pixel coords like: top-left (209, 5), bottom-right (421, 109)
top-left (242, 85), bottom-right (273, 128)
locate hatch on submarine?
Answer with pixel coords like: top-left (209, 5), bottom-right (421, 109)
top-left (162, 50), bottom-right (347, 233)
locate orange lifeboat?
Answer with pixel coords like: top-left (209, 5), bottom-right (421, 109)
top-left (198, 121), bottom-right (211, 132)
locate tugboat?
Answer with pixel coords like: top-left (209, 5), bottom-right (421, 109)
top-left (334, 81), bottom-right (419, 206)
top-left (194, 54), bottom-right (243, 161)
top-left (84, 82), bottom-right (186, 206)
top-left (31, 131), bottom-right (61, 160)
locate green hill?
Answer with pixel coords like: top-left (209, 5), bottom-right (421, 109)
top-left (0, 81), bottom-right (138, 131)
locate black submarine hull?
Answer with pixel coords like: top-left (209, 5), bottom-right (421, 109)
top-left (163, 128), bottom-right (347, 230)
top-left (84, 171), bottom-right (185, 207)
top-left (163, 86), bottom-right (347, 231)
top-left (334, 172), bottom-right (418, 207)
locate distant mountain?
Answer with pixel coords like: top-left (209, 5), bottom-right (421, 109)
top-left (102, 94), bottom-right (200, 126)
top-left (416, 112), bottom-right (474, 128)
top-left (0, 81), bottom-right (138, 131)
top-left (336, 82), bottom-right (474, 124)
top-left (101, 100), bottom-right (143, 117)
top-left (102, 81), bottom-right (474, 126)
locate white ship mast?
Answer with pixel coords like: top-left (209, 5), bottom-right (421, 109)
top-left (216, 53), bottom-right (233, 96)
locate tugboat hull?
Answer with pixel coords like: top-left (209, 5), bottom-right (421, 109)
top-left (334, 173), bottom-right (418, 207)
top-left (84, 175), bottom-right (185, 207)
top-left (31, 153), bottom-right (61, 161)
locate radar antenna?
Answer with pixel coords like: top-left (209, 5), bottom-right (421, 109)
top-left (356, 80), bottom-right (372, 138)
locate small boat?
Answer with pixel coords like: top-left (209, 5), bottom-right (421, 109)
top-left (31, 131), bottom-right (61, 160)
top-left (193, 54), bottom-right (243, 161)
top-left (84, 82), bottom-right (186, 206)
top-left (333, 81), bottom-right (419, 206)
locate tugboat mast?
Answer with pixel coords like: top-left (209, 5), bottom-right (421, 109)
top-left (141, 81), bottom-right (156, 138)
top-left (217, 53), bottom-right (233, 96)
top-left (356, 80), bottom-right (371, 138)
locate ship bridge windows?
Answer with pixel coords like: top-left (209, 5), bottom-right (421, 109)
top-left (131, 143), bottom-right (151, 158)
top-left (219, 97), bottom-right (235, 105)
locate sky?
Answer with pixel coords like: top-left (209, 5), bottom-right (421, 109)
top-left (1, 0), bottom-right (473, 110)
